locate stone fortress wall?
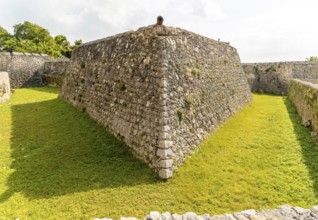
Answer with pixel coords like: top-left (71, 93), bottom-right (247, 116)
top-left (242, 61), bottom-right (318, 95)
top-left (60, 25), bottom-right (252, 179)
top-left (288, 79), bottom-right (318, 134)
top-left (0, 52), bottom-right (53, 88)
top-left (42, 58), bottom-right (70, 86)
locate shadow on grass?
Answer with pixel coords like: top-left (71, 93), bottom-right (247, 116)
top-left (0, 94), bottom-right (159, 202)
top-left (284, 98), bottom-right (318, 200)
top-left (24, 86), bottom-right (61, 94)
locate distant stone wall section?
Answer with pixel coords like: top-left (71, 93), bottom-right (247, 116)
top-left (42, 58), bottom-right (70, 86)
top-left (288, 79), bottom-right (318, 133)
top-left (60, 25), bottom-right (252, 179)
top-left (243, 62), bottom-right (318, 95)
top-left (0, 72), bottom-right (10, 103)
top-left (0, 52), bottom-right (52, 88)
top-left (95, 204), bottom-right (318, 220)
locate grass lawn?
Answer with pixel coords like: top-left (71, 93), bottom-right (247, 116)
top-left (1, 87), bottom-right (318, 219)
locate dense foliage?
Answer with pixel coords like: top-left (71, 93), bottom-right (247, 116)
top-left (0, 21), bottom-right (82, 57)
top-left (307, 56), bottom-right (318, 62)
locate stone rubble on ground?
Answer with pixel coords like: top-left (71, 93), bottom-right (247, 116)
top-left (94, 205), bottom-right (318, 220)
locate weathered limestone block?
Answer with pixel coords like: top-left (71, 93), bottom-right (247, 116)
top-left (0, 72), bottom-right (11, 103)
top-left (288, 79), bottom-right (318, 134)
top-left (60, 25), bottom-right (252, 179)
top-left (145, 211), bottom-right (162, 220)
top-left (243, 61), bottom-right (318, 95)
top-left (98, 205), bottom-right (318, 220)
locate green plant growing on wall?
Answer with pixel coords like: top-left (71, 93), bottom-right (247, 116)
top-left (253, 64), bottom-right (259, 72)
top-left (177, 109), bottom-right (184, 122)
top-left (80, 61), bottom-right (85, 69)
top-left (201, 89), bottom-right (209, 101)
top-left (183, 59), bottom-right (204, 78)
top-left (185, 61), bottom-right (191, 67)
top-left (184, 68), bottom-right (191, 78)
top-left (185, 97), bottom-right (193, 109)
top-left (191, 68), bottom-right (202, 76)
top-left (265, 65), bottom-right (276, 73)
top-left (306, 56), bottom-right (318, 62)
top-left (118, 81), bottom-right (127, 91)
top-left (195, 59), bottom-right (202, 69)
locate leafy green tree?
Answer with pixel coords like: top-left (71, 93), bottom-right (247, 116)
top-left (0, 21), bottom-right (83, 57)
top-left (0, 26), bottom-right (16, 51)
top-left (54, 35), bottom-right (71, 57)
top-left (14, 21), bottom-right (53, 43)
top-left (54, 35), bottom-right (70, 47)
top-left (74, 39), bottom-right (82, 46)
top-left (307, 56), bottom-right (318, 62)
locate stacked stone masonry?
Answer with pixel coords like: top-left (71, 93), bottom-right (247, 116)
top-left (242, 62), bottom-right (318, 95)
top-left (60, 25), bottom-right (252, 179)
top-left (95, 204), bottom-right (318, 220)
top-left (288, 79), bottom-right (318, 134)
top-left (0, 52), bottom-right (52, 88)
top-left (42, 58), bottom-right (70, 86)
top-left (0, 71), bottom-right (10, 103)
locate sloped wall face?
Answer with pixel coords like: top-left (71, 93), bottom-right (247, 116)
top-left (243, 62), bottom-right (318, 95)
top-left (160, 35), bottom-right (252, 172)
top-left (42, 58), bottom-right (70, 86)
top-left (60, 31), bottom-right (166, 171)
top-left (0, 72), bottom-right (11, 103)
top-left (0, 52), bottom-right (51, 88)
top-left (61, 26), bottom-right (252, 178)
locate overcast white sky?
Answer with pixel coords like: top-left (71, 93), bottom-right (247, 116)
top-left (0, 0), bottom-right (317, 62)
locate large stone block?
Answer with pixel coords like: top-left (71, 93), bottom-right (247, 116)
top-left (0, 72), bottom-right (11, 103)
top-left (60, 25), bottom-right (252, 178)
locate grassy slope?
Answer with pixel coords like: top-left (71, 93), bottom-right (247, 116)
top-left (0, 88), bottom-right (318, 219)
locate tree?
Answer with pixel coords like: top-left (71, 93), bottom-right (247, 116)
top-left (307, 56), bottom-right (318, 62)
top-left (0, 26), bottom-right (16, 51)
top-left (0, 21), bottom-right (83, 57)
top-left (54, 35), bottom-right (71, 57)
top-left (74, 39), bottom-right (82, 46)
top-left (12, 21), bottom-right (62, 56)
top-left (14, 21), bottom-right (53, 43)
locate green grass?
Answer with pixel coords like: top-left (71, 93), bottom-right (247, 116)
top-left (1, 88), bottom-right (318, 219)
